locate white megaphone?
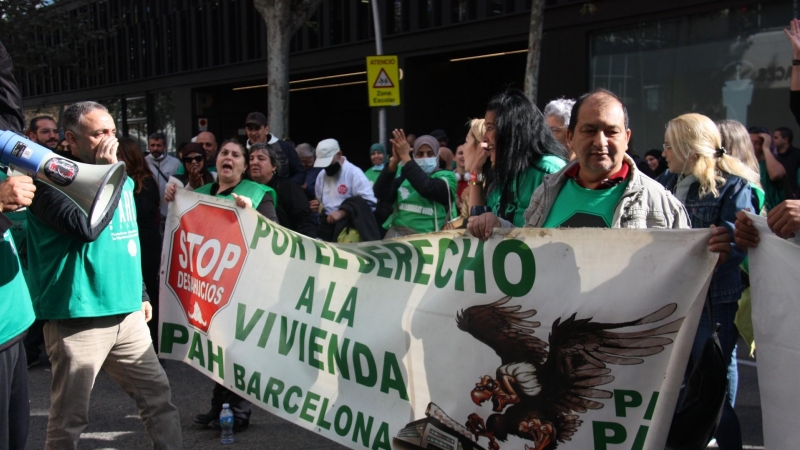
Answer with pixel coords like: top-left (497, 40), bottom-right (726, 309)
top-left (0, 130), bottom-right (127, 228)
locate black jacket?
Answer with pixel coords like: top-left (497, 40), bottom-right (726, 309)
top-left (268, 176), bottom-right (317, 238)
top-left (373, 160), bottom-right (451, 214)
top-left (0, 41), bottom-right (24, 235)
top-left (269, 136), bottom-right (307, 186)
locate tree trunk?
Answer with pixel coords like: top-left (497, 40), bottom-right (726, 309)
top-left (524, 0), bottom-right (546, 104)
top-left (254, 0), bottom-right (322, 139)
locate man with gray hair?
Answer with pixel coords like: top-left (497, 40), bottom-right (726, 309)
top-left (26, 101), bottom-right (183, 449)
top-left (145, 131), bottom-right (180, 227)
top-left (544, 97), bottom-right (576, 157)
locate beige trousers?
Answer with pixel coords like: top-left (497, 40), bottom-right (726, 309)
top-left (43, 311), bottom-right (182, 450)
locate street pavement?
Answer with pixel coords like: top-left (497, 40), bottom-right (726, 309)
top-left (25, 339), bottom-right (762, 449)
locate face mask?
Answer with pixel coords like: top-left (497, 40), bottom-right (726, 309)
top-left (325, 161), bottom-right (341, 177)
top-left (373, 163), bottom-right (385, 170)
top-left (417, 157), bottom-right (437, 175)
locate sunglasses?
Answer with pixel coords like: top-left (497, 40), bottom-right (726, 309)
top-left (183, 155), bottom-right (204, 163)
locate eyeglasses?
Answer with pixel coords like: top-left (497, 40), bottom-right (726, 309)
top-left (662, 143), bottom-right (673, 151)
top-left (183, 155), bottom-right (204, 163)
top-left (549, 126), bottom-right (565, 133)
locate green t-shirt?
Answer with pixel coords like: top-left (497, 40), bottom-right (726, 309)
top-left (195, 179), bottom-right (277, 207)
top-left (487, 155), bottom-right (566, 227)
top-left (0, 229), bottom-right (35, 345)
top-left (760, 160), bottom-right (786, 212)
top-left (27, 178), bottom-right (143, 319)
top-left (384, 170), bottom-right (457, 234)
top-left (365, 166), bottom-right (382, 185)
top-left (543, 178), bottom-right (629, 228)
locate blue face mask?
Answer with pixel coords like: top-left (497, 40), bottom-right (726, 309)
top-left (417, 157), bottom-right (437, 175)
top-left (372, 163), bottom-right (385, 171)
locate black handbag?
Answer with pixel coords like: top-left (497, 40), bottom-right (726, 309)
top-left (666, 322), bottom-right (727, 450)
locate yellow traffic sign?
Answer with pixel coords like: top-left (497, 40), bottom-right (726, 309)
top-left (367, 55), bottom-right (401, 107)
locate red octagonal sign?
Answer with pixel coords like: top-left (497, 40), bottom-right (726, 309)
top-left (166, 203), bottom-right (248, 333)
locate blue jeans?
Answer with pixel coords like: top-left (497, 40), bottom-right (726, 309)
top-left (689, 302), bottom-right (742, 450)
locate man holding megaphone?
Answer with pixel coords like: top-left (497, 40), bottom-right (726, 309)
top-left (24, 101), bottom-right (183, 449)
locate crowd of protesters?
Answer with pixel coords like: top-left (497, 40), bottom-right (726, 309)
top-left (5, 19), bottom-right (800, 450)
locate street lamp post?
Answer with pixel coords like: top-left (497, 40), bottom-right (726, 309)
top-left (370, 0), bottom-right (387, 149)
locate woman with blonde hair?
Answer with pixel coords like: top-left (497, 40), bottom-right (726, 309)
top-left (455, 118), bottom-right (486, 216)
top-left (663, 112), bottom-right (754, 450)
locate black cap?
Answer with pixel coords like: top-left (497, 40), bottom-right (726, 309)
top-left (245, 112), bottom-right (268, 127)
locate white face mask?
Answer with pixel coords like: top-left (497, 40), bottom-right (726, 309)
top-left (417, 157), bottom-right (437, 174)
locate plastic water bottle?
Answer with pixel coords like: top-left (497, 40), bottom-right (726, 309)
top-left (220, 403), bottom-right (234, 444)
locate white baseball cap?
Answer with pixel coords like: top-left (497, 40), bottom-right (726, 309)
top-left (314, 139), bottom-right (340, 168)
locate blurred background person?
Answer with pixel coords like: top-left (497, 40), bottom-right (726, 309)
top-left (167, 142), bottom-right (217, 192)
top-left (544, 97), bottom-right (576, 158)
top-left (642, 148), bottom-right (668, 179)
top-left (249, 143), bottom-right (316, 237)
top-left (374, 132), bottom-right (456, 238)
top-left (365, 143), bottom-right (386, 185)
top-left (117, 137), bottom-right (162, 349)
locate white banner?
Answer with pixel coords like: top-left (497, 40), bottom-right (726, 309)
top-left (746, 212), bottom-right (800, 450)
top-left (158, 190), bottom-right (716, 450)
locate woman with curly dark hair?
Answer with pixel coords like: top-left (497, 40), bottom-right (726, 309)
top-left (116, 137), bottom-right (161, 347)
top-left (468, 88), bottom-right (569, 238)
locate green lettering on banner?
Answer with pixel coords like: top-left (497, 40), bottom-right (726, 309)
top-left (296, 277), bottom-right (315, 314)
top-left (361, 245), bottom-right (393, 278)
top-left (435, 238), bottom-right (458, 288)
top-left (492, 240), bottom-right (536, 297)
top-left (299, 391), bottom-right (321, 423)
top-left (383, 243), bottom-right (412, 282)
top-left (258, 312), bottom-right (277, 348)
top-left (235, 303), bottom-right (264, 341)
top-left (408, 239), bottom-right (433, 285)
top-left (614, 389), bottom-right (642, 418)
top-left (188, 332), bottom-right (205, 367)
top-left (592, 421), bottom-right (627, 449)
top-left (247, 371), bottom-right (262, 400)
top-left (380, 351), bottom-right (409, 401)
top-left (234, 363), bottom-right (246, 390)
top-left (249, 215), bottom-right (272, 249)
top-left (288, 231), bottom-right (306, 260)
top-left (263, 376), bottom-right (285, 408)
top-left (284, 385), bottom-right (302, 414)
top-left (308, 326), bottom-right (328, 370)
top-left (321, 282), bottom-right (337, 321)
top-left (329, 245), bottom-right (349, 269)
top-left (160, 322), bottom-right (188, 354)
top-left (372, 422), bottom-right (391, 450)
top-left (631, 425), bottom-right (649, 450)
top-left (353, 412), bottom-right (374, 447)
top-left (298, 323), bottom-right (307, 362)
top-left (278, 317), bottom-right (299, 355)
top-left (644, 391), bottom-right (659, 420)
top-left (328, 333), bottom-right (351, 379)
top-left (314, 240), bottom-right (331, 265)
top-left (337, 288), bottom-right (357, 327)
top-left (353, 342), bottom-right (377, 387)
top-left (456, 239), bottom-right (486, 293)
top-left (272, 226), bottom-right (290, 255)
top-left (317, 397), bottom-right (333, 430)
top-left (335, 405), bottom-right (353, 437)
top-left (208, 339), bottom-right (224, 378)
top-left (338, 247), bottom-right (375, 274)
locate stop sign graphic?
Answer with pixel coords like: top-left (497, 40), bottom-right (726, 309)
top-left (166, 203), bottom-right (248, 333)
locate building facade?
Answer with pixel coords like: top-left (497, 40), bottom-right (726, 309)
top-left (17, 0), bottom-right (799, 169)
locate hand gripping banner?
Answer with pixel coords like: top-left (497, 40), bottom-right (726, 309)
top-left (159, 190), bottom-right (716, 450)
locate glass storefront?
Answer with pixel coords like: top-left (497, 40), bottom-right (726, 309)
top-left (591, 1), bottom-right (798, 153)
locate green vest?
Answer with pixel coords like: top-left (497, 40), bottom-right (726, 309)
top-left (195, 179), bottom-right (277, 207)
top-left (365, 166), bottom-right (382, 185)
top-left (384, 170), bottom-right (457, 234)
top-left (543, 178), bottom-right (629, 228)
top-left (487, 155), bottom-right (566, 227)
top-left (0, 229), bottom-right (34, 345)
top-left (27, 178), bottom-right (143, 319)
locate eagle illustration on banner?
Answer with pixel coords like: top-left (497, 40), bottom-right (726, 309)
top-left (453, 297), bottom-right (684, 450)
